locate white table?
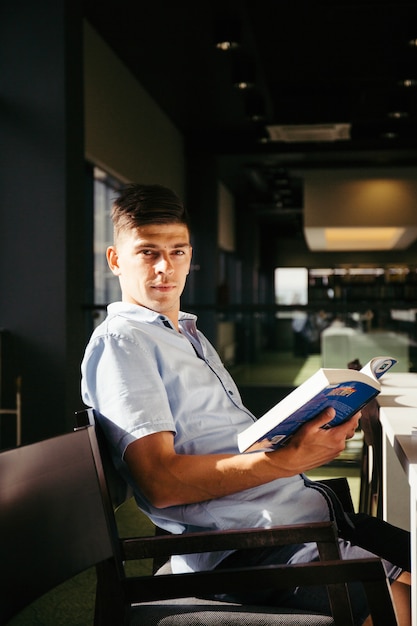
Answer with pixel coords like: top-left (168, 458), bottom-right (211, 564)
top-left (380, 372), bottom-right (417, 389)
top-left (378, 372), bottom-right (417, 420)
top-left (380, 407), bottom-right (417, 529)
top-left (378, 376), bottom-right (417, 408)
top-left (380, 406), bottom-right (417, 625)
top-left (379, 372), bottom-right (417, 531)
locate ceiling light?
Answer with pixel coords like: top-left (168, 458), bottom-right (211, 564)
top-left (303, 168), bottom-right (417, 251)
top-left (235, 81), bottom-right (252, 90)
top-left (216, 41), bottom-right (237, 51)
top-left (306, 227), bottom-right (410, 251)
top-left (387, 111), bottom-right (409, 119)
top-left (232, 54), bottom-right (256, 89)
top-left (398, 78), bottom-right (417, 87)
top-left (381, 131), bottom-right (399, 139)
top-left (214, 17), bottom-right (241, 51)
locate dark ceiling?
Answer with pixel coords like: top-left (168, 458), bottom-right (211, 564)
top-left (84, 0), bottom-right (417, 239)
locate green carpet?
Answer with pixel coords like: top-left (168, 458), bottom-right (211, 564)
top-left (230, 351), bottom-right (322, 387)
top-left (8, 500), bottom-right (154, 626)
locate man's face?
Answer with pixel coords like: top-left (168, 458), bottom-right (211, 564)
top-left (107, 223), bottom-right (192, 325)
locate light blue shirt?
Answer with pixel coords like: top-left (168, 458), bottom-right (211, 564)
top-left (81, 302), bottom-right (330, 572)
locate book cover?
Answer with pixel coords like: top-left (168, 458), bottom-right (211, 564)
top-left (238, 356), bottom-right (397, 453)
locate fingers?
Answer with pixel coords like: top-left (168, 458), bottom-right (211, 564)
top-left (289, 407), bottom-right (358, 466)
top-left (308, 408), bottom-right (361, 433)
top-left (309, 407), bottom-right (336, 428)
top-left (282, 415), bottom-right (346, 473)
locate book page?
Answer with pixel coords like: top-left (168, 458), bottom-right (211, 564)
top-left (360, 356), bottom-right (397, 380)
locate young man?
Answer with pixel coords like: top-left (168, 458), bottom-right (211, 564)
top-left (81, 183), bottom-right (411, 625)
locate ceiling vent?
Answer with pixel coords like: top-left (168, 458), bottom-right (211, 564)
top-left (266, 123), bottom-right (351, 143)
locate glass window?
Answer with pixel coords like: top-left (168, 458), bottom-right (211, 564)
top-left (93, 167), bottom-right (124, 325)
top-left (275, 267), bottom-right (308, 305)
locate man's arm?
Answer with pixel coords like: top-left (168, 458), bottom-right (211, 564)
top-left (124, 407), bottom-right (360, 508)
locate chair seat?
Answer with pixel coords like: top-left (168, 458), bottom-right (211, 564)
top-left (150, 557), bottom-right (333, 624)
top-left (130, 597), bottom-right (334, 625)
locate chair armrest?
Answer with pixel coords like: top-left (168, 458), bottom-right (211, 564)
top-left (120, 520), bottom-right (341, 562)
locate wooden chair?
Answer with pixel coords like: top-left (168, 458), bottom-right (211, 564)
top-left (357, 398), bottom-right (383, 517)
top-left (77, 408), bottom-right (396, 625)
top-left (348, 358), bottom-right (383, 517)
top-left (0, 418), bottom-right (398, 626)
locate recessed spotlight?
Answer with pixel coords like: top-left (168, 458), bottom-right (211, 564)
top-left (235, 81), bottom-right (254, 90)
top-left (387, 111), bottom-right (409, 119)
top-left (215, 40), bottom-right (239, 51)
top-left (408, 38), bottom-right (417, 47)
top-left (250, 113), bottom-right (265, 122)
top-left (232, 55), bottom-right (256, 89)
top-left (398, 78), bottom-right (417, 87)
top-left (213, 18), bottom-right (241, 51)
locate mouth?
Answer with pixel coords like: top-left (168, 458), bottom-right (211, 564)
top-left (152, 284), bottom-right (176, 291)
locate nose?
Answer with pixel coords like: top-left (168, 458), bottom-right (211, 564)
top-left (155, 254), bottom-right (174, 275)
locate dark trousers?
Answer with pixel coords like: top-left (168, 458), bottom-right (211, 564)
top-left (340, 512), bottom-right (410, 572)
top-left (217, 513), bottom-right (410, 574)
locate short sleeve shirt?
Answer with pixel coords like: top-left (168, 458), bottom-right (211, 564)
top-left (81, 302), bottom-right (330, 572)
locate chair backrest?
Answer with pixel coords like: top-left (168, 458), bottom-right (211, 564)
top-left (0, 427), bottom-right (117, 624)
top-left (75, 408), bottom-right (171, 573)
top-left (75, 407), bottom-right (133, 509)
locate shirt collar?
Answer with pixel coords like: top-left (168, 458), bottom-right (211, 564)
top-left (107, 301), bottom-right (197, 326)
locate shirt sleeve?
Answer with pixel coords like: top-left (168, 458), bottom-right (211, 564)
top-left (81, 331), bottom-right (176, 456)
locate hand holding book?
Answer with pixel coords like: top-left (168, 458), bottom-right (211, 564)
top-left (238, 356), bottom-right (397, 453)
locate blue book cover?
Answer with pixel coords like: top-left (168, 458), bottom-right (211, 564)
top-left (238, 356), bottom-right (397, 452)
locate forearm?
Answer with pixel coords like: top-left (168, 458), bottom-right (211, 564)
top-left (146, 449), bottom-right (288, 508)
top-left (124, 408), bottom-right (352, 508)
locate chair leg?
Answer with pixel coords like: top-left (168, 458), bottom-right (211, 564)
top-left (359, 442), bottom-right (372, 515)
top-left (95, 560), bottom-right (126, 626)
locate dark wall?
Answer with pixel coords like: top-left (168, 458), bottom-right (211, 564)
top-left (0, 1), bottom-right (86, 443)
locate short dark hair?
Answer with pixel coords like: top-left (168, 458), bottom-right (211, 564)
top-left (111, 183), bottom-right (190, 239)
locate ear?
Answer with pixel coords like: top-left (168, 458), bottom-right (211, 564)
top-left (106, 246), bottom-right (121, 276)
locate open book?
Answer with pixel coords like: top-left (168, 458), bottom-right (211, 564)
top-left (238, 356), bottom-right (397, 453)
